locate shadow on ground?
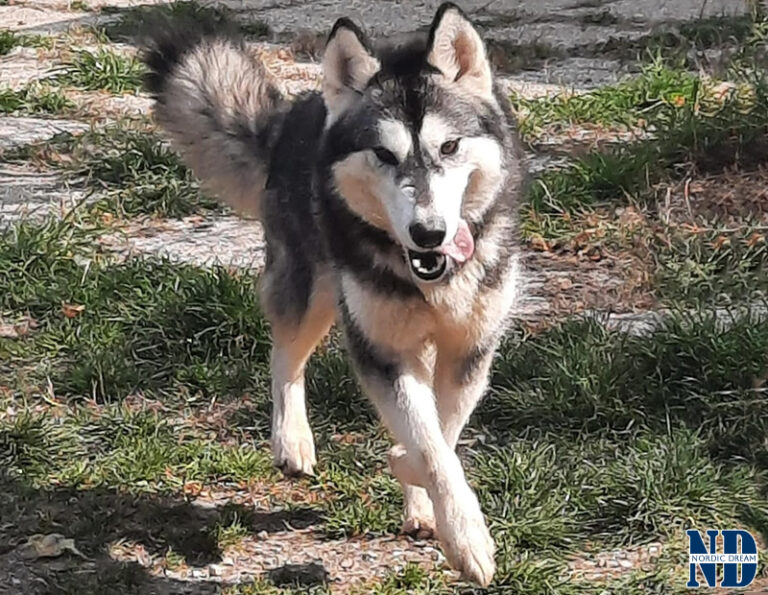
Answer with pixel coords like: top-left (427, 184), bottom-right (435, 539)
top-left (0, 476), bottom-right (324, 594)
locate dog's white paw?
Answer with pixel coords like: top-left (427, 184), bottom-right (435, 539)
top-left (402, 487), bottom-right (436, 540)
top-left (434, 488), bottom-right (496, 586)
top-left (403, 506), bottom-right (437, 540)
top-left (272, 421), bottom-right (316, 477)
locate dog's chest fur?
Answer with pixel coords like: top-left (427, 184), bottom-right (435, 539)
top-left (339, 232), bottom-right (520, 355)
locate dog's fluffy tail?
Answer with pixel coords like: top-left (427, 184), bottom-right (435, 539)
top-left (140, 20), bottom-right (283, 219)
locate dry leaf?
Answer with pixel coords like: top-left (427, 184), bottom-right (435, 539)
top-left (19, 534), bottom-right (90, 560)
top-left (0, 324), bottom-right (20, 339)
top-left (529, 234), bottom-right (550, 252)
top-left (62, 303), bottom-right (85, 318)
top-left (0, 317), bottom-right (36, 339)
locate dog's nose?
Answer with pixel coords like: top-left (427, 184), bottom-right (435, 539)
top-left (409, 219), bottom-right (446, 249)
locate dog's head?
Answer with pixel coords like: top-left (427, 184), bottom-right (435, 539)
top-left (321, 3), bottom-right (508, 283)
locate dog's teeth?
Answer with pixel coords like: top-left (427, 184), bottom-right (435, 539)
top-left (407, 251), bottom-right (447, 282)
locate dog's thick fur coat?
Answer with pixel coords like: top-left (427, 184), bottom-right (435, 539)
top-left (141, 3), bottom-right (525, 585)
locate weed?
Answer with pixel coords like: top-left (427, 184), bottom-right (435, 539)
top-left (512, 62), bottom-right (697, 138)
top-left (214, 511), bottom-right (251, 549)
top-left (525, 74), bottom-right (768, 219)
top-left (0, 218), bottom-right (270, 401)
top-left (3, 123), bottom-right (218, 217)
top-left (53, 48), bottom-right (145, 94)
top-left (0, 31), bottom-right (52, 56)
top-left (0, 84), bottom-right (74, 115)
top-left (653, 223), bottom-right (768, 304)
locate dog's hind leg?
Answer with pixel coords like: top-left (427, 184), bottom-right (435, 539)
top-left (263, 270), bottom-right (335, 477)
top-left (388, 444), bottom-right (436, 539)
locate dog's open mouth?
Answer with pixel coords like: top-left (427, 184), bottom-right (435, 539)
top-left (406, 219), bottom-right (475, 283)
top-left (407, 250), bottom-right (448, 282)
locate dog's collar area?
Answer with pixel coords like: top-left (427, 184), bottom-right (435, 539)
top-left (407, 250), bottom-right (448, 282)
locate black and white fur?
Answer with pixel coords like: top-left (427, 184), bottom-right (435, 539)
top-left (141, 3), bottom-right (525, 585)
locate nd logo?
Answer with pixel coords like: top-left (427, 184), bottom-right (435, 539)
top-left (687, 529), bottom-right (759, 588)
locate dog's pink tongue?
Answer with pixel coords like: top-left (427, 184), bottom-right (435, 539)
top-left (437, 219), bottom-right (475, 263)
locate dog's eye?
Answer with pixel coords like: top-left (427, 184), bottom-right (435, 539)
top-left (373, 147), bottom-right (398, 166)
top-left (440, 139), bottom-right (460, 156)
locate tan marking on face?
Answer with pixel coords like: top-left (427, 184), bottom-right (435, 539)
top-left (332, 153), bottom-right (394, 233)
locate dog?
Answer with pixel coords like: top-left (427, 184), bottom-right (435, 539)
top-left (141, 3), bottom-right (525, 585)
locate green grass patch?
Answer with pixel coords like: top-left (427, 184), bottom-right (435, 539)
top-left (520, 67), bottom-right (768, 305)
top-left (3, 122), bottom-right (218, 217)
top-left (1, 406), bottom-right (274, 490)
top-left (0, 30), bottom-right (52, 56)
top-left (213, 510), bottom-right (252, 549)
top-left (0, 83), bottom-right (74, 115)
top-left (512, 62), bottom-right (698, 137)
top-left (524, 74), bottom-right (768, 217)
top-left (315, 436), bottom-right (402, 538)
top-left (485, 313), bottom-right (768, 465)
top-left (53, 48), bottom-right (145, 94)
top-left (653, 224), bottom-right (768, 305)
top-left (69, 124), bottom-right (217, 216)
top-left (0, 217), bottom-right (270, 401)
top-left (69, 0), bottom-right (91, 11)
top-left (1, 216), bottom-right (767, 592)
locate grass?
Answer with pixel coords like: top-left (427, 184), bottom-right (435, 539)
top-left (3, 122), bottom-right (218, 217)
top-left (0, 30), bottom-right (52, 56)
top-left (511, 62), bottom-right (698, 137)
top-left (1, 217), bottom-right (767, 593)
top-left (1, 9), bottom-right (767, 592)
top-left (68, 124), bottom-right (218, 217)
top-left (524, 71), bottom-right (767, 217)
top-left (653, 223), bottom-right (768, 305)
top-left (0, 84), bottom-right (74, 115)
top-left (519, 61), bottom-right (768, 305)
top-left (53, 48), bottom-right (145, 94)
top-left (0, 217), bottom-right (269, 401)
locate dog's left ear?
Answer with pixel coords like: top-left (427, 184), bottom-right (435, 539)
top-left (323, 19), bottom-right (380, 121)
top-left (427, 3), bottom-right (493, 101)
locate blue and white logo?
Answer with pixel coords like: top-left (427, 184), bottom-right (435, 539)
top-left (687, 529), bottom-right (758, 588)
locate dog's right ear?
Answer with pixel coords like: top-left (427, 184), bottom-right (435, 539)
top-left (322, 19), bottom-right (379, 122)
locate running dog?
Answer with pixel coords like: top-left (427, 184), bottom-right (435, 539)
top-left (141, 3), bottom-right (525, 584)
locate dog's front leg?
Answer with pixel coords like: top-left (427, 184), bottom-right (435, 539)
top-left (343, 318), bottom-right (495, 586)
top-left (388, 342), bottom-right (497, 542)
top-left (434, 343), bottom-right (497, 449)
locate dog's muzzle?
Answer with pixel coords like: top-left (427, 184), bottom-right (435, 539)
top-left (407, 250), bottom-right (448, 282)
